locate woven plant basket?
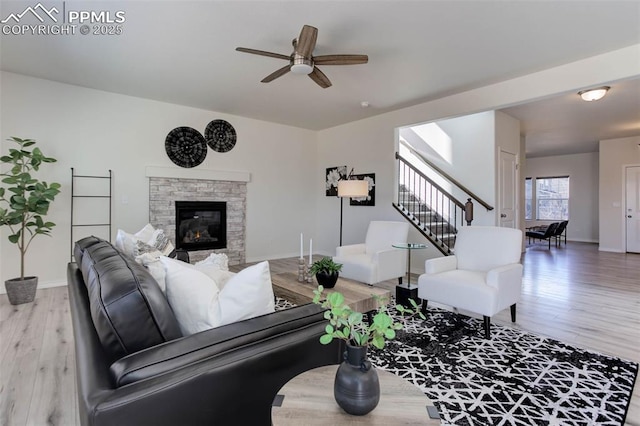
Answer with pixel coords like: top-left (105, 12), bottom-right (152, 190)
top-left (4, 276), bottom-right (38, 305)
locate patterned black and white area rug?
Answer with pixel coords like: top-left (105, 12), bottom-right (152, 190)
top-left (368, 307), bottom-right (638, 426)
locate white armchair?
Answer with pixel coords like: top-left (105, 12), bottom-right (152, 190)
top-left (334, 221), bottom-right (410, 285)
top-left (417, 226), bottom-right (523, 338)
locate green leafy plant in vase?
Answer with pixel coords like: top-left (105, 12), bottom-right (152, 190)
top-left (309, 256), bottom-right (342, 288)
top-left (0, 137), bottom-right (61, 305)
top-left (312, 285), bottom-right (424, 415)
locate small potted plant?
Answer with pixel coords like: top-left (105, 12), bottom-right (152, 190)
top-left (309, 256), bottom-right (342, 288)
top-left (0, 137), bottom-right (61, 305)
top-left (312, 285), bottom-right (424, 415)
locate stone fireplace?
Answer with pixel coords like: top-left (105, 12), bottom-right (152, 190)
top-left (147, 167), bottom-right (248, 265)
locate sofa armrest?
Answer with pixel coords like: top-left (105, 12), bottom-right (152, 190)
top-left (335, 243), bottom-right (366, 257)
top-left (486, 263), bottom-right (523, 309)
top-left (93, 316), bottom-right (340, 426)
top-left (110, 303), bottom-right (329, 386)
top-left (486, 263), bottom-right (523, 289)
top-left (373, 248), bottom-right (406, 281)
top-left (424, 255), bottom-right (457, 274)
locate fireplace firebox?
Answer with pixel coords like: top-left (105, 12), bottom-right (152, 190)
top-left (175, 201), bottom-right (226, 251)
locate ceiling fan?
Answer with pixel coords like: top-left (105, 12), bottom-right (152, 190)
top-left (236, 25), bottom-right (368, 89)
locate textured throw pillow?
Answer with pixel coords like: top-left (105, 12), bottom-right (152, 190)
top-left (134, 240), bottom-right (161, 256)
top-left (159, 256), bottom-right (221, 335)
top-left (195, 253), bottom-right (229, 271)
top-left (148, 229), bottom-right (175, 257)
top-left (218, 261), bottom-right (275, 327)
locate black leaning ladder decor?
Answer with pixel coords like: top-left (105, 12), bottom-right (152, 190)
top-left (70, 168), bottom-right (112, 261)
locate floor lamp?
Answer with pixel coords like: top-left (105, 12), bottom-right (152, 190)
top-left (337, 179), bottom-right (369, 246)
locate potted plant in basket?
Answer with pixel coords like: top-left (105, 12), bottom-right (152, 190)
top-left (309, 256), bottom-right (342, 288)
top-left (312, 285), bottom-right (424, 416)
top-left (0, 137), bottom-right (61, 305)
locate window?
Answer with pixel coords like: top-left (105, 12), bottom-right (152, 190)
top-left (536, 176), bottom-right (569, 220)
top-left (524, 178), bottom-right (532, 220)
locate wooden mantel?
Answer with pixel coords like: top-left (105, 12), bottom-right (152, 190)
top-left (145, 166), bottom-right (251, 182)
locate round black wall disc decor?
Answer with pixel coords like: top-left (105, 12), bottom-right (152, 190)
top-left (205, 119), bottom-right (237, 153)
top-left (165, 127), bottom-right (207, 168)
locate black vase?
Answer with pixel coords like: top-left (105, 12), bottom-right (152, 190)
top-left (334, 344), bottom-right (380, 415)
top-left (315, 271), bottom-right (339, 288)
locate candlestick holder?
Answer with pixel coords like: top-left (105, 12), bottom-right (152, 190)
top-left (306, 266), bottom-right (314, 283)
top-left (298, 258), bottom-right (307, 282)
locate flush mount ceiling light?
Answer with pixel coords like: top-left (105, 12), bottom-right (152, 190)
top-left (290, 54), bottom-right (314, 75)
top-left (578, 86), bottom-right (610, 102)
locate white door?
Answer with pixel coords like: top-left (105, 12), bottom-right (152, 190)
top-left (626, 166), bottom-right (640, 253)
top-left (499, 150), bottom-right (517, 228)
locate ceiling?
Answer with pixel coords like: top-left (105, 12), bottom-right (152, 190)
top-left (501, 77), bottom-right (640, 158)
top-left (1, 1), bottom-right (639, 157)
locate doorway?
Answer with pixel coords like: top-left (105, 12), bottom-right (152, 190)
top-left (626, 166), bottom-right (640, 253)
top-left (499, 149), bottom-right (518, 229)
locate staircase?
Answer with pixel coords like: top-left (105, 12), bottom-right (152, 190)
top-left (393, 150), bottom-right (492, 255)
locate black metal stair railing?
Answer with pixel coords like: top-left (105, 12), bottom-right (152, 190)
top-left (393, 152), bottom-right (472, 255)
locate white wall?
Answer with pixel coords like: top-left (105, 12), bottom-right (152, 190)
top-left (0, 72), bottom-right (318, 287)
top-left (599, 136), bottom-right (640, 252)
top-left (525, 153), bottom-right (599, 243)
top-left (401, 111), bottom-right (499, 227)
top-left (434, 112), bottom-right (497, 226)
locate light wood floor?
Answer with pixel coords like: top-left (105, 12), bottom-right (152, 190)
top-left (1, 242), bottom-right (638, 425)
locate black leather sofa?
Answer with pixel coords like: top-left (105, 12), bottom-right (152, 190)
top-left (68, 236), bottom-right (341, 426)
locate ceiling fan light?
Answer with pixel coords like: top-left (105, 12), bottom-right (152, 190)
top-left (291, 55), bottom-right (313, 75)
top-left (578, 86), bottom-right (610, 102)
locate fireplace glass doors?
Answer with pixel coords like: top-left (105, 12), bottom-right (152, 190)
top-left (175, 201), bottom-right (226, 251)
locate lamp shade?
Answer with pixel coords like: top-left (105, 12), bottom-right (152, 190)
top-left (338, 180), bottom-right (368, 198)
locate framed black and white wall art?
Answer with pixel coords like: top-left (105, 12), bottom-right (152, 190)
top-left (350, 173), bottom-right (375, 206)
top-left (326, 166), bottom-right (347, 196)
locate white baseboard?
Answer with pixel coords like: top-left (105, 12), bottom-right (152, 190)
top-left (567, 238), bottom-right (598, 243)
top-left (598, 246), bottom-right (625, 253)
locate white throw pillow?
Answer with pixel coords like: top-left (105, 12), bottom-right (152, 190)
top-left (195, 253), bottom-right (229, 271)
top-left (160, 256), bottom-right (221, 335)
top-left (135, 223), bottom-right (156, 242)
top-left (218, 261), bottom-right (275, 327)
top-left (115, 229), bottom-right (138, 257)
top-left (115, 223), bottom-right (158, 257)
top-left (135, 252), bottom-right (167, 293)
top-left (194, 263), bottom-right (235, 291)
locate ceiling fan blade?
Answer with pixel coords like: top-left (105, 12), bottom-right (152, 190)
top-left (308, 67), bottom-right (332, 88)
top-left (261, 65), bottom-right (291, 83)
top-left (236, 47), bottom-right (290, 61)
top-left (313, 54), bottom-right (369, 65)
top-left (296, 25), bottom-right (318, 58)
